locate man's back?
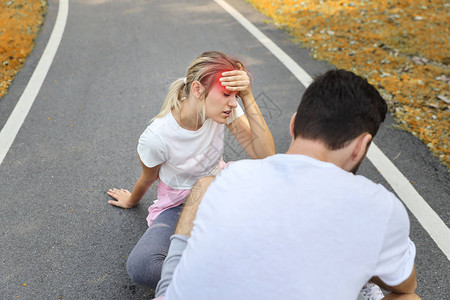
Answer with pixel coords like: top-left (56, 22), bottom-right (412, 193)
top-left (165, 154), bottom-right (415, 300)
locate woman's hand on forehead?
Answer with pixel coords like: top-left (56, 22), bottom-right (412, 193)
top-left (219, 70), bottom-right (251, 97)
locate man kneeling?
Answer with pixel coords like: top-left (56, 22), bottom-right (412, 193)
top-left (155, 70), bottom-right (419, 300)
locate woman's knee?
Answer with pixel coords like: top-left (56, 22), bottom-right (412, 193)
top-left (126, 206), bottom-right (181, 287)
top-left (126, 251), bottom-right (166, 288)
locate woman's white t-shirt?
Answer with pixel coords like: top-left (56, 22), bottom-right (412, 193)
top-left (137, 105), bottom-right (244, 190)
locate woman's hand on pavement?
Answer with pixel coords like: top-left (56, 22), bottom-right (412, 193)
top-left (107, 188), bottom-right (136, 209)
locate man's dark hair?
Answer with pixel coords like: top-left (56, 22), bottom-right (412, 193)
top-left (294, 69), bottom-right (387, 150)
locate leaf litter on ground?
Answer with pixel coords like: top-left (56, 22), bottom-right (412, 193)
top-left (0, 0), bottom-right (46, 98)
top-left (247, 0), bottom-right (449, 168)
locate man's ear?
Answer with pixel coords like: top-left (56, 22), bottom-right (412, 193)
top-left (191, 81), bottom-right (205, 99)
top-left (289, 112), bottom-right (297, 138)
top-left (352, 133), bottom-right (372, 162)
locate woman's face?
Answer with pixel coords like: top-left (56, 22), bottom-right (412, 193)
top-left (204, 82), bottom-right (238, 124)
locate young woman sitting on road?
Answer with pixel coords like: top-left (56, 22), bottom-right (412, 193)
top-left (107, 51), bottom-right (275, 288)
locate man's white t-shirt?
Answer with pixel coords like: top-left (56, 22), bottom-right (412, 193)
top-left (137, 105), bottom-right (244, 190)
top-left (165, 154), bottom-right (416, 300)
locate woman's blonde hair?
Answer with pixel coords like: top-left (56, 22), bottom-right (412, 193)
top-left (152, 51), bottom-right (246, 122)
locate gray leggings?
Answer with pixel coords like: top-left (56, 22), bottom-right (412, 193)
top-left (126, 205), bottom-right (182, 288)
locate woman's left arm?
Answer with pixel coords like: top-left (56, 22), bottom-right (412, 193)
top-left (221, 70), bottom-right (275, 159)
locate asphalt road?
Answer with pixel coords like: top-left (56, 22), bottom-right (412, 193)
top-left (1, 0), bottom-right (449, 299)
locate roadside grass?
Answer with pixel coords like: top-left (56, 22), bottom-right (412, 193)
top-left (246, 0), bottom-right (449, 167)
top-left (0, 0), bottom-right (46, 98)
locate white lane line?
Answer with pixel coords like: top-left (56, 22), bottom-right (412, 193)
top-left (215, 0), bottom-right (450, 261)
top-left (0, 0), bottom-right (69, 165)
top-left (216, 0), bottom-right (312, 88)
top-left (368, 145), bottom-right (450, 260)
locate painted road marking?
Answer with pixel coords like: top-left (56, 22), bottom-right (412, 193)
top-left (368, 145), bottom-right (450, 259)
top-left (0, 0), bottom-right (69, 165)
top-left (215, 0), bottom-right (450, 260)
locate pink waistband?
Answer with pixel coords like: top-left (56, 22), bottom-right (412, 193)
top-left (146, 161), bottom-right (233, 227)
top-left (146, 180), bottom-right (191, 226)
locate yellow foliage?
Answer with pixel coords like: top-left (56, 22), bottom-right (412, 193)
top-left (247, 0), bottom-right (450, 167)
top-left (0, 0), bottom-right (47, 97)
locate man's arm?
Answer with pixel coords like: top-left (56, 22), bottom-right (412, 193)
top-left (154, 176), bottom-right (216, 298)
top-left (370, 191), bottom-right (420, 299)
top-left (154, 235), bottom-right (189, 298)
top-left (174, 176), bottom-right (215, 236)
top-left (371, 266), bottom-right (417, 294)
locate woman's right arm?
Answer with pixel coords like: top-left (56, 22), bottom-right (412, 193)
top-left (108, 157), bottom-right (161, 209)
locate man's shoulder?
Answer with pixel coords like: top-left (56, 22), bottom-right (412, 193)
top-left (222, 155), bottom-right (282, 173)
top-left (219, 158), bottom-right (262, 177)
top-left (219, 154), bottom-right (395, 200)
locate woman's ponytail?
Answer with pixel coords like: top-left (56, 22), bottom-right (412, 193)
top-left (152, 78), bottom-right (185, 121)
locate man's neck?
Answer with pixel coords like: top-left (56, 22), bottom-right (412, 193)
top-left (285, 137), bottom-right (353, 171)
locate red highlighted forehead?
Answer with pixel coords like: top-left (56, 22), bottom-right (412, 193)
top-left (217, 69), bottom-right (233, 80)
top-left (216, 69), bottom-right (235, 91)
